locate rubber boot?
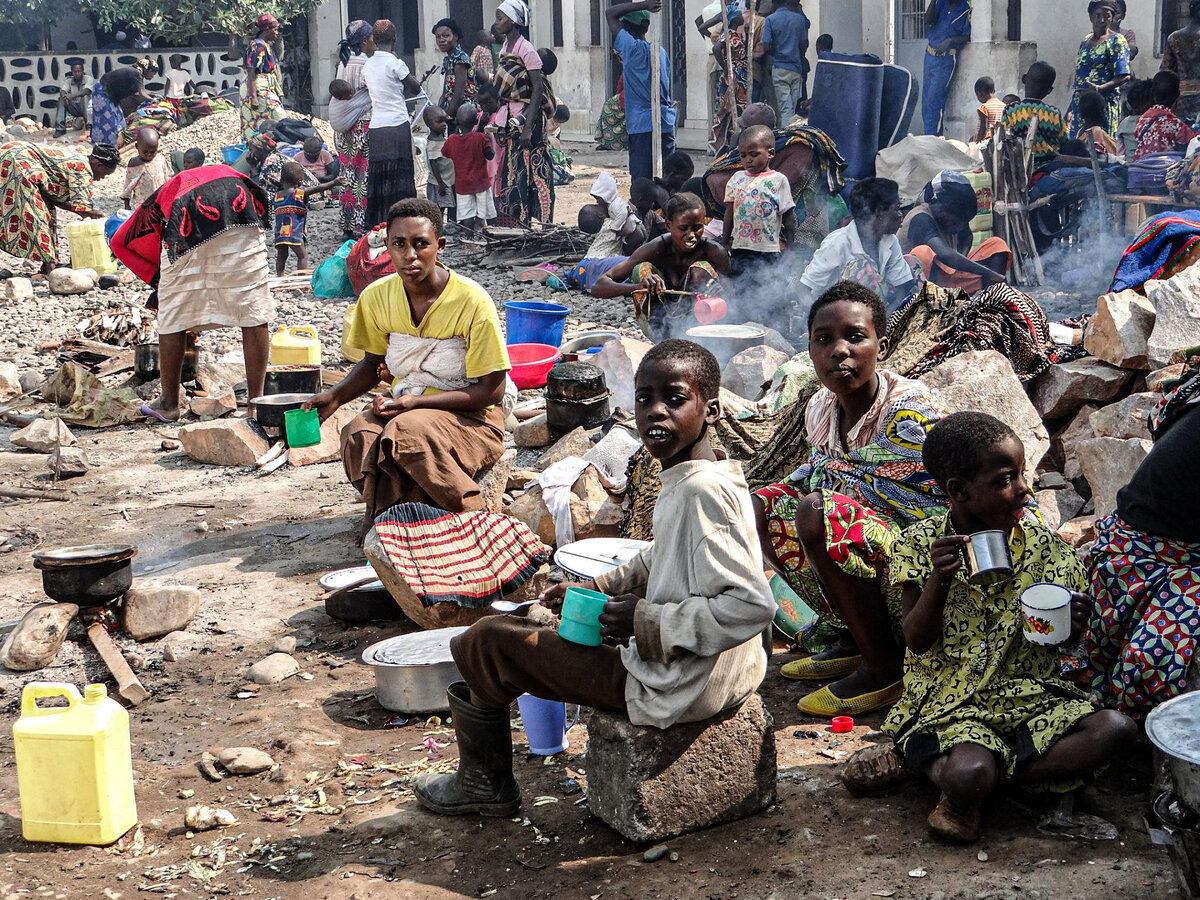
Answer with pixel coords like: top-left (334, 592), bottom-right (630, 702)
top-left (412, 682), bottom-right (521, 816)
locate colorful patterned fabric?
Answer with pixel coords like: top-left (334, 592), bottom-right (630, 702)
top-left (498, 116), bottom-right (554, 226)
top-left (715, 29), bottom-right (749, 116)
top-left (753, 385), bottom-right (946, 621)
top-left (726, 168), bottom-right (795, 252)
top-left (336, 117), bottom-right (370, 236)
top-left (91, 80), bottom-right (126, 147)
top-left (1068, 33), bottom-right (1131, 136)
top-left (0, 142), bottom-right (93, 263)
top-left (493, 53), bottom-right (556, 119)
top-left (1087, 513), bottom-right (1200, 718)
top-left (883, 513), bottom-right (1095, 781)
top-left (273, 187), bottom-right (308, 246)
top-left (999, 99), bottom-right (1068, 163)
top-left (631, 259), bottom-right (719, 340)
top-left (119, 99), bottom-right (178, 146)
top-left (372, 502), bottom-right (549, 608)
top-left (1133, 105), bottom-right (1195, 160)
top-left (595, 92), bottom-right (627, 150)
top-left (239, 40), bottom-right (285, 142)
top-left (439, 46), bottom-right (477, 110)
top-left (1109, 210), bottom-right (1200, 292)
top-left (470, 44), bottom-right (494, 84)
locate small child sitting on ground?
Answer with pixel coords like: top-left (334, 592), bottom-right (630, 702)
top-left (973, 76), bottom-right (1006, 142)
top-left (580, 171), bottom-right (643, 258)
top-left (412, 339), bottom-right (775, 816)
top-left (422, 105), bottom-right (456, 223)
top-left (843, 411), bottom-right (1137, 844)
top-left (660, 150), bottom-right (695, 195)
top-left (182, 147), bottom-right (204, 169)
top-left (722, 124), bottom-right (795, 278)
top-left (1116, 78), bottom-right (1153, 161)
top-left (274, 160), bottom-right (341, 275)
top-left (298, 135), bottom-right (335, 178)
top-left (441, 102), bottom-right (496, 234)
top-left (1134, 71), bottom-right (1195, 160)
top-left (122, 126), bottom-right (168, 209)
top-left (1074, 90), bottom-right (1121, 159)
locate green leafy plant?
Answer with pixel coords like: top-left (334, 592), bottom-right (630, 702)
top-left (78, 0), bottom-right (320, 43)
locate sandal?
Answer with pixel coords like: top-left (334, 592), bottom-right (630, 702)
top-left (927, 792), bottom-right (983, 843)
top-left (780, 654), bottom-right (862, 681)
top-left (842, 743), bottom-right (910, 797)
top-left (797, 680), bottom-right (903, 717)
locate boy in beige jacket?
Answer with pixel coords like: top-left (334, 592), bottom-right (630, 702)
top-left (414, 339), bottom-right (775, 817)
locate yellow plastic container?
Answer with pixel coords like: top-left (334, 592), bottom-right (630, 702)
top-left (341, 304), bottom-right (364, 363)
top-left (270, 325), bottom-right (322, 366)
top-left (13, 682), bottom-right (137, 844)
top-left (66, 220), bottom-right (117, 275)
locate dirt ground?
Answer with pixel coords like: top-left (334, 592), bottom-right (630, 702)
top-left (0, 142), bottom-right (1181, 900)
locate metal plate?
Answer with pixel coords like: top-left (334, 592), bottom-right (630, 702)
top-left (318, 565), bottom-right (383, 593)
top-left (1148, 692), bottom-right (1200, 767)
top-left (32, 543), bottom-right (136, 568)
top-left (685, 324), bottom-right (767, 340)
top-left (554, 538), bottom-right (649, 579)
top-left (361, 626), bottom-right (470, 668)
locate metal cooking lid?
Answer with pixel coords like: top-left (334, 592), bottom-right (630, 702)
top-left (33, 543), bottom-right (136, 569)
top-left (319, 565), bottom-right (384, 593)
top-left (361, 626), bottom-right (470, 667)
top-left (554, 538), bottom-right (649, 578)
top-left (686, 324), bottom-right (768, 340)
top-left (250, 393), bottom-right (315, 406)
top-left (1146, 692), bottom-right (1200, 765)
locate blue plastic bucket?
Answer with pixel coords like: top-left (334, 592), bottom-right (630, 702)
top-left (221, 144), bottom-right (246, 165)
top-left (504, 300), bottom-right (570, 347)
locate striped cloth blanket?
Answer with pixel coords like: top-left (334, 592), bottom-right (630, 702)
top-left (373, 503), bottom-right (549, 608)
top-left (1110, 211), bottom-right (1200, 292)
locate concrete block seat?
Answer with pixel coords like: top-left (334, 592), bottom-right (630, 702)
top-left (585, 693), bottom-right (777, 842)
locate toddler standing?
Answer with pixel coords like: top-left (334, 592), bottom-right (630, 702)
top-left (422, 105), bottom-right (456, 222)
top-left (122, 127), bottom-right (168, 209)
top-left (274, 160), bottom-right (341, 275)
top-left (721, 125), bottom-right (795, 279)
top-left (442, 102), bottom-right (496, 234)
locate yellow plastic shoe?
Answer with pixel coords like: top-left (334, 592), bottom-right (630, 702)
top-left (797, 680), bottom-right (904, 717)
top-left (779, 654), bottom-right (863, 681)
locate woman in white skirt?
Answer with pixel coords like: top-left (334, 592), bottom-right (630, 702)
top-left (111, 163), bottom-right (274, 421)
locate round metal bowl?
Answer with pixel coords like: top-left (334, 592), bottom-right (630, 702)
top-left (361, 627), bottom-right (469, 713)
top-left (1148, 692), bottom-right (1200, 812)
top-left (250, 393), bottom-right (314, 429)
top-left (33, 544), bottom-right (137, 606)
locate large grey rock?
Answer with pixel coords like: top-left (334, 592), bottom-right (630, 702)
top-left (1029, 358), bottom-right (1134, 421)
top-left (3, 277), bottom-right (34, 301)
top-left (1089, 392), bottom-right (1157, 441)
top-left (0, 602), bottom-right (78, 671)
top-left (10, 417), bottom-right (75, 453)
top-left (1146, 267), bottom-right (1200, 368)
top-left (1076, 437), bottom-right (1153, 519)
top-left (218, 747), bottom-right (275, 775)
top-left (920, 350), bottom-right (1049, 481)
top-left (475, 448), bottom-right (516, 514)
top-left (536, 427), bottom-right (592, 469)
top-left (123, 583), bottom-right (202, 641)
top-left (246, 652), bottom-right (299, 684)
top-left (513, 413), bottom-right (549, 448)
top-left (721, 345), bottom-right (789, 401)
top-left (507, 468), bottom-right (609, 547)
top-left (1049, 403), bottom-right (1100, 478)
top-left (189, 385), bottom-right (237, 419)
top-left (585, 693), bottom-right (776, 842)
top-left (1033, 486), bottom-right (1085, 532)
top-left (46, 446), bottom-right (88, 477)
top-left (361, 527), bottom-right (546, 630)
top-left (179, 418), bottom-right (270, 467)
top-left (48, 267), bottom-right (95, 295)
top-left (1083, 291), bottom-right (1155, 370)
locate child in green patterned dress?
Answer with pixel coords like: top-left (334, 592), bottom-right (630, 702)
top-left (843, 412), bottom-right (1136, 843)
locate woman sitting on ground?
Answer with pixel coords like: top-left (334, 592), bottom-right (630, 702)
top-left (592, 191), bottom-right (732, 341)
top-left (899, 170), bottom-right (1010, 295)
top-left (305, 198), bottom-right (510, 539)
top-left (752, 282), bottom-right (946, 717)
top-left (1087, 365), bottom-right (1200, 719)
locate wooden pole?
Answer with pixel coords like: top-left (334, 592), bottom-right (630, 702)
top-left (650, 15), bottom-right (663, 179)
top-left (746, 2), bottom-right (754, 108)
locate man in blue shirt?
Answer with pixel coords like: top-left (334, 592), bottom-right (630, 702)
top-left (762, 0), bottom-right (810, 123)
top-left (922, 0), bottom-right (971, 136)
top-left (606, 1), bottom-right (677, 181)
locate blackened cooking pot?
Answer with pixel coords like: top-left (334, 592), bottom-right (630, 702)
top-left (32, 543), bottom-right (137, 606)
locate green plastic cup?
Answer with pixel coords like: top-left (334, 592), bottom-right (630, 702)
top-left (558, 586), bottom-right (609, 646)
top-left (284, 407), bottom-right (321, 448)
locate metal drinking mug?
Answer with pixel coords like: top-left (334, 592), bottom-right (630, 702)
top-left (963, 530), bottom-right (1014, 585)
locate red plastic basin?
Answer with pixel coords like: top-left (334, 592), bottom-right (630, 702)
top-left (508, 342), bottom-right (561, 390)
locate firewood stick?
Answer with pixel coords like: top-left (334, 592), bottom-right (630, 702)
top-left (87, 623), bottom-right (150, 706)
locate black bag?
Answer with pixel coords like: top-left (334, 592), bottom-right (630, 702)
top-left (272, 117), bottom-right (317, 144)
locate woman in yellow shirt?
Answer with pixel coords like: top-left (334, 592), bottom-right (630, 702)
top-left (306, 198), bottom-right (511, 538)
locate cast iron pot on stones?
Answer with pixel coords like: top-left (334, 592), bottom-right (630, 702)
top-left (33, 544), bottom-right (137, 606)
top-left (264, 365), bottom-right (322, 396)
top-left (545, 361), bottom-right (610, 438)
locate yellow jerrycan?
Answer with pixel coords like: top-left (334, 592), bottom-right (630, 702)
top-left (270, 324), bottom-right (322, 366)
top-left (66, 220), bottom-right (118, 275)
top-left (13, 682), bottom-right (138, 844)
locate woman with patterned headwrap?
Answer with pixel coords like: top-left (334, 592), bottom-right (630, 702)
top-left (241, 13), bottom-right (287, 141)
top-left (92, 59), bottom-right (157, 147)
top-left (0, 141), bottom-right (117, 274)
top-left (1067, 0), bottom-right (1131, 136)
top-left (899, 170), bottom-right (1010, 294)
top-left (332, 20), bottom-right (376, 239)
